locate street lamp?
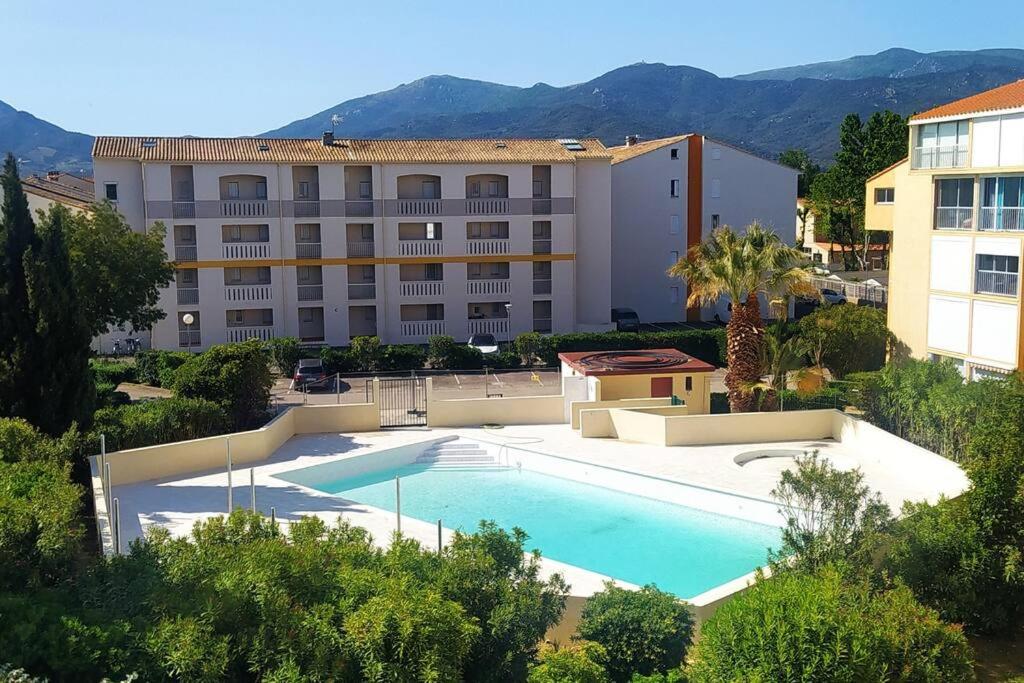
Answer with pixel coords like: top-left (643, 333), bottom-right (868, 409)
top-left (182, 313), bottom-right (195, 353)
top-left (503, 302), bottom-right (512, 350)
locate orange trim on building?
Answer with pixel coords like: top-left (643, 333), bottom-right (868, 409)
top-left (686, 135), bottom-right (704, 321)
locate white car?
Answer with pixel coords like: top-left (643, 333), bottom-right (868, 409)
top-left (468, 333), bottom-right (500, 355)
top-left (821, 288), bottom-right (848, 305)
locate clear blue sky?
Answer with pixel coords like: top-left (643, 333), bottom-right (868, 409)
top-left (3, 0), bottom-right (1022, 137)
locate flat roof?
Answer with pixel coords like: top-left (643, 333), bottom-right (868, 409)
top-left (558, 348), bottom-right (716, 376)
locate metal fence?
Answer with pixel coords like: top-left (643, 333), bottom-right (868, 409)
top-left (809, 276), bottom-right (887, 306)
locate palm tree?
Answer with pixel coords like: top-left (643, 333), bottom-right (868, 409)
top-left (745, 323), bottom-right (810, 411)
top-left (669, 223), bottom-right (813, 413)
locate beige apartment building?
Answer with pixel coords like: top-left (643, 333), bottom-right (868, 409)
top-left (866, 79), bottom-right (1024, 379)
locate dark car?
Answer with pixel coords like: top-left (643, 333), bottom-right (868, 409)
top-left (294, 358), bottom-right (328, 390)
top-left (611, 307), bottom-right (640, 332)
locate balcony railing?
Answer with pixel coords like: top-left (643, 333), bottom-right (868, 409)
top-left (533, 279), bottom-right (553, 295)
top-left (934, 207), bottom-right (973, 231)
top-left (533, 318), bottom-right (553, 333)
top-left (177, 287), bottom-right (199, 305)
top-left (468, 318), bottom-right (509, 336)
top-left (223, 242), bottom-right (271, 259)
top-left (347, 241), bottom-right (375, 257)
top-left (397, 199), bottom-right (442, 216)
top-left (532, 199), bottom-right (552, 215)
top-left (221, 200), bottom-right (268, 217)
top-left (467, 279), bottom-right (510, 296)
top-left (227, 326), bottom-right (274, 343)
top-left (466, 239), bottom-right (509, 255)
top-left (979, 207), bottom-right (1024, 232)
top-left (345, 200), bottom-right (374, 217)
top-left (976, 270), bottom-right (1019, 297)
top-left (294, 200), bottom-right (320, 218)
top-left (400, 320), bottom-right (445, 338)
top-left (172, 201), bottom-right (196, 219)
top-left (400, 280), bottom-right (444, 297)
top-left (295, 242), bottom-right (322, 258)
top-left (174, 245), bottom-right (197, 262)
top-left (178, 329), bottom-right (201, 348)
top-left (398, 239), bottom-right (443, 256)
top-left (348, 283), bottom-right (376, 300)
top-left (465, 198), bottom-right (509, 215)
top-left (913, 145), bottom-right (968, 170)
top-left (532, 239), bottom-right (552, 254)
top-left (297, 285), bottom-right (323, 301)
top-left (224, 284), bottom-right (273, 302)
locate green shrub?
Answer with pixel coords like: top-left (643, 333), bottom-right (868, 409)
top-left (379, 344), bottom-right (427, 372)
top-left (172, 340), bottom-right (273, 429)
top-left (577, 583), bottom-right (694, 682)
top-left (487, 350), bottom-right (522, 370)
top-left (687, 568), bottom-right (974, 683)
top-left (90, 398), bottom-right (229, 452)
top-left (0, 418), bottom-right (76, 464)
top-left (514, 332), bottom-right (553, 366)
top-left (94, 382), bottom-right (131, 409)
top-left (427, 335), bottom-right (473, 369)
top-left (266, 337), bottom-right (303, 377)
top-left (89, 359), bottom-right (136, 386)
top-left (798, 304), bottom-right (889, 378)
top-left (319, 347), bottom-right (357, 374)
top-left (528, 641), bottom-right (611, 683)
top-left (350, 336), bottom-right (383, 372)
top-left (133, 349), bottom-right (190, 388)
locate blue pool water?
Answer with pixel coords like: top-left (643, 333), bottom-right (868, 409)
top-left (307, 463), bottom-right (780, 598)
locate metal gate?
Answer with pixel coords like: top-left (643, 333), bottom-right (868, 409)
top-left (378, 377), bottom-right (427, 428)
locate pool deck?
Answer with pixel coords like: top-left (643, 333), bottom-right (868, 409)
top-left (109, 423), bottom-right (969, 599)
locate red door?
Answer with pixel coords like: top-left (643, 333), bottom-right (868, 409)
top-left (650, 377), bottom-right (673, 398)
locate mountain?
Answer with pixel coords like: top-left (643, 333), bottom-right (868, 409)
top-left (0, 100), bottom-right (93, 175)
top-left (264, 60), bottom-right (1024, 163)
top-left (736, 47), bottom-right (1024, 81)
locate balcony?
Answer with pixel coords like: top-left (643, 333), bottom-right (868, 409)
top-left (913, 145), bottom-right (968, 170)
top-left (398, 199), bottom-right (442, 216)
top-left (400, 281), bottom-right (444, 297)
top-left (533, 279), bottom-right (553, 295)
top-left (466, 239), bottom-right (509, 255)
top-left (295, 242), bottom-right (322, 259)
top-left (979, 207), bottom-right (1024, 232)
top-left (348, 283), bottom-right (376, 300)
top-left (398, 240), bottom-right (443, 256)
top-left (345, 200), bottom-right (374, 217)
top-left (467, 279), bottom-right (510, 296)
top-left (293, 200), bottom-right (320, 218)
top-left (221, 200), bottom-right (268, 218)
top-left (465, 198), bottom-right (509, 215)
top-left (223, 242), bottom-right (271, 259)
top-left (224, 284), bottom-right (273, 302)
top-left (400, 320), bottom-right (445, 338)
top-left (174, 245), bottom-right (197, 262)
top-left (297, 285), bottom-right (323, 302)
top-left (177, 287), bottom-right (199, 305)
top-left (178, 330), bottom-right (201, 348)
top-left (934, 207), bottom-right (973, 231)
top-left (172, 201), bottom-right (196, 219)
top-left (347, 241), bottom-right (375, 257)
top-left (976, 270), bottom-right (1019, 297)
top-left (468, 318), bottom-right (508, 337)
top-left (227, 326), bottom-right (274, 343)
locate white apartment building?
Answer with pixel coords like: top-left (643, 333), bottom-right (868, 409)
top-left (92, 136), bottom-right (612, 350)
top-left (609, 135), bottom-right (798, 322)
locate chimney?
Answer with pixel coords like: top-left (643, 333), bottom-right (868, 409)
top-left (322, 131), bottom-right (334, 146)
top-left (625, 135), bottom-right (638, 147)
top-left (46, 170), bottom-right (60, 181)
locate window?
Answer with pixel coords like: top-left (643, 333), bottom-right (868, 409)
top-left (670, 215), bottom-right (681, 235)
top-left (424, 263), bottom-right (443, 281)
top-left (874, 187), bottom-right (895, 204)
top-left (469, 180), bottom-right (481, 197)
top-left (711, 178), bottom-right (721, 198)
top-left (975, 254), bottom-right (1019, 296)
top-left (297, 266), bottom-right (312, 284)
top-left (227, 268), bottom-right (241, 284)
top-left (300, 308), bottom-right (314, 323)
top-left (228, 310), bottom-right (244, 326)
top-left (670, 179), bottom-right (680, 197)
top-left (298, 224), bottom-right (312, 241)
top-left (104, 183), bottom-right (118, 201)
top-left (670, 148), bottom-right (678, 159)
top-left (256, 182), bottom-right (267, 199)
top-left (488, 180), bottom-right (500, 197)
top-left (425, 222), bottom-right (441, 240)
top-left (180, 269), bottom-right (196, 285)
top-left (298, 181), bottom-right (310, 199)
top-left (359, 265), bottom-right (375, 282)
top-left (915, 121), bottom-right (969, 168)
top-left (422, 180), bottom-right (438, 199)
top-left (175, 180), bottom-right (192, 200)
top-left (670, 286), bottom-right (679, 304)
top-left (712, 214), bottom-right (720, 229)
top-left (227, 182), bottom-right (240, 198)
top-left (358, 181), bottom-right (371, 199)
top-left (685, 376), bottom-right (692, 392)
top-left (935, 178), bottom-right (974, 229)
top-left (981, 177), bottom-right (1024, 230)
top-left (532, 180), bottom-right (544, 198)
top-left (261, 309), bottom-right (274, 326)
top-left (426, 304), bottom-right (444, 320)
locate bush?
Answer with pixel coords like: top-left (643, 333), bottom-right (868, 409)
top-left (0, 418), bottom-right (76, 464)
top-left (379, 344), bottom-right (427, 372)
top-left (350, 336), bottom-right (383, 372)
top-left (172, 340), bottom-right (273, 429)
top-left (427, 335), bottom-right (484, 370)
top-left (319, 346), bottom-right (357, 374)
top-left (687, 568), bottom-right (974, 683)
top-left (134, 349), bottom-right (191, 388)
top-left (798, 304), bottom-right (888, 378)
top-left (528, 641), bottom-right (610, 683)
top-left (515, 332), bottom-right (554, 366)
top-left (577, 583), bottom-right (694, 682)
top-left (487, 350), bottom-right (522, 370)
top-left (94, 382), bottom-right (131, 409)
top-left (89, 359), bottom-right (136, 386)
top-left (266, 337), bottom-right (303, 377)
top-left (90, 398), bottom-right (230, 452)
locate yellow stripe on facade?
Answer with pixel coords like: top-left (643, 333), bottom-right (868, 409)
top-left (175, 253), bottom-right (576, 269)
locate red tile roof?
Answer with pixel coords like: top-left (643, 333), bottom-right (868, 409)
top-left (558, 348), bottom-right (716, 376)
top-left (911, 79), bottom-right (1024, 121)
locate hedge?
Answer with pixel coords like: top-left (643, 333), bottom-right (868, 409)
top-left (89, 359), bottom-right (136, 386)
top-left (134, 350), bottom-right (191, 388)
top-left (89, 398), bottom-right (230, 452)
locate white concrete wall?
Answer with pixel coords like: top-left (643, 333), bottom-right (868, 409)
top-left (574, 159), bottom-right (613, 328)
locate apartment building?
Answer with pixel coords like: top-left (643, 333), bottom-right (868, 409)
top-left (608, 134), bottom-right (797, 322)
top-left (91, 136), bottom-right (612, 350)
top-left (866, 79), bottom-right (1024, 379)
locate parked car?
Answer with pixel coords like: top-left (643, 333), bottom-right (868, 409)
top-left (820, 288), bottom-right (848, 305)
top-left (611, 307), bottom-right (640, 332)
top-left (294, 358), bottom-right (329, 390)
top-left (468, 333), bottom-right (499, 355)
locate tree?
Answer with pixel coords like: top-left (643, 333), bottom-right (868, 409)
top-left (669, 224), bottom-right (812, 412)
top-left (266, 337), bottom-right (303, 377)
top-left (172, 340), bottom-right (273, 429)
top-left (528, 642), bottom-right (611, 683)
top-left (797, 304), bottom-right (889, 378)
top-left (745, 322), bottom-right (808, 411)
top-left (777, 148), bottom-right (821, 198)
top-left (350, 335), bottom-right (382, 372)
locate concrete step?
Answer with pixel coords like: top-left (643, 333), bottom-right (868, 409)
top-left (416, 440), bottom-right (499, 466)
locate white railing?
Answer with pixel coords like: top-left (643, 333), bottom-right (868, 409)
top-left (466, 239), bottom-right (509, 255)
top-left (398, 239), bottom-right (443, 256)
top-left (293, 200), bottom-right (320, 218)
top-left (176, 287), bottom-right (199, 305)
top-left (400, 280), bottom-right (444, 297)
top-left (224, 284), bottom-right (274, 302)
top-left (178, 330), bottom-right (201, 347)
top-left (397, 199), bottom-right (442, 216)
top-left (533, 318), bottom-right (553, 333)
top-left (347, 241), bottom-right (375, 257)
top-left (226, 326), bottom-right (274, 343)
top-left (934, 207), bottom-right (973, 231)
top-left (223, 242), bottom-right (271, 259)
top-left (468, 318), bottom-right (509, 336)
top-left (174, 245), bottom-right (197, 261)
top-left (400, 320), bottom-right (445, 338)
top-left (465, 198), bottom-right (509, 215)
top-left (221, 199), bottom-right (269, 217)
top-left (467, 279), bottom-right (510, 295)
top-left (979, 207), bottom-right (1024, 232)
top-left (913, 145), bottom-right (968, 169)
top-left (533, 279), bottom-right (553, 295)
top-left (297, 285), bottom-right (323, 301)
top-left (295, 242), bottom-right (322, 258)
top-left (348, 283), bottom-right (376, 300)
top-left (976, 270), bottom-right (1019, 296)
top-left (172, 201), bottom-right (196, 219)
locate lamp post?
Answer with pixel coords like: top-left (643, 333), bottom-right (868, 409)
top-left (503, 302), bottom-right (512, 351)
top-left (182, 313), bottom-right (195, 353)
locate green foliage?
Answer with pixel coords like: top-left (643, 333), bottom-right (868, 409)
top-left (427, 335), bottom-right (484, 370)
top-left (172, 340), bottom-right (273, 429)
top-left (320, 346), bottom-right (358, 374)
top-left (133, 349), bottom-right (191, 388)
top-left (90, 359), bottom-right (137, 386)
top-left (379, 344), bottom-right (427, 372)
top-left (799, 304), bottom-right (889, 378)
top-left (0, 664), bottom-right (48, 683)
top-left (350, 336), bottom-right (383, 372)
top-left (777, 148), bottom-right (821, 198)
top-left (488, 350), bottom-right (522, 370)
top-left (94, 382), bottom-right (131, 409)
top-left (265, 337), bottom-right (303, 377)
top-left (577, 583), bottom-right (694, 682)
top-left (0, 418), bottom-right (76, 464)
top-left (528, 641), bottom-right (611, 683)
top-left (89, 398), bottom-right (229, 452)
top-left (687, 568), bottom-right (974, 683)
top-left (514, 332), bottom-right (554, 366)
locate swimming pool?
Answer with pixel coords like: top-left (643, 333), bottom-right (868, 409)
top-left (287, 454), bottom-right (780, 599)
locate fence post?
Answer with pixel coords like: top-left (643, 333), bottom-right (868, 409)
top-left (250, 468), bottom-right (256, 512)
top-left (226, 437), bottom-right (233, 512)
top-left (437, 519), bottom-right (443, 553)
top-left (395, 476), bottom-right (401, 535)
top-left (112, 497), bottom-right (121, 555)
